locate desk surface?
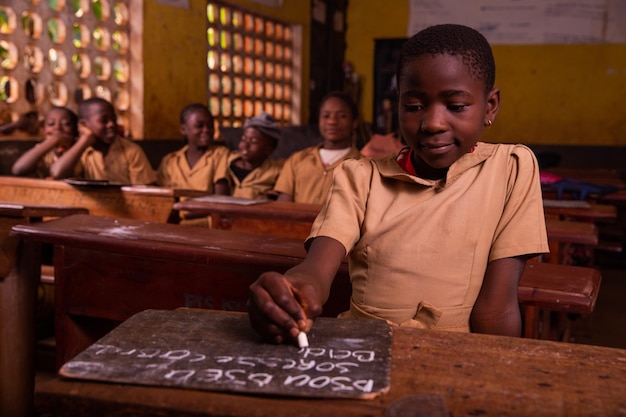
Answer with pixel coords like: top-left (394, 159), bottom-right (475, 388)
top-left (544, 218), bottom-right (598, 245)
top-left (35, 310), bottom-right (626, 417)
top-left (174, 199), bottom-right (322, 222)
top-left (543, 201), bottom-right (617, 221)
top-left (10, 213), bottom-right (311, 263)
top-left (0, 201), bottom-right (89, 219)
top-left (0, 176), bottom-right (206, 223)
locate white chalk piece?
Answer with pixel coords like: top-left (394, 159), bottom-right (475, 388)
top-left (297, 331), bottom-right (309, 348)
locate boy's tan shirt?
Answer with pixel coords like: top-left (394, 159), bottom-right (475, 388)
top-left (79, 137), bottom-right (156, 185)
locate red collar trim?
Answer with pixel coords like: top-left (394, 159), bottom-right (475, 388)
top-left (395, 147), bottom-right (416, 175)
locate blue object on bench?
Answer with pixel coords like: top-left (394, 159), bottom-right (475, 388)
top-left (543, 178), bottom-right (619, 200)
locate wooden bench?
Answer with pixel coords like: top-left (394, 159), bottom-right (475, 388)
top-left (519, 262), bottom-right (601, 340)
top-left (0, 202), bottom-right (88, 417)
top-left (34, 310), bottom-right (626, 417)
top-left (11, 214), bottom-right (601, 367)
top-left (0, 176), bottom-right (207, 223)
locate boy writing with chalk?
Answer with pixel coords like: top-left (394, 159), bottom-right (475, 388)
top-left (248, 24), bottom-right (549, 344)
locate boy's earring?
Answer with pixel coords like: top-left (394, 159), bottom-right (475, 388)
top-left (485, 119), bottom-right (492, 127)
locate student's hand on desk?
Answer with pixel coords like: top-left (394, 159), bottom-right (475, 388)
top-left (247, 272), bottom-right (321, 344)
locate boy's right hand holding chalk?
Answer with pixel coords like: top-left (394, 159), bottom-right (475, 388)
top-left (248, 237), bottom-right (347, 345)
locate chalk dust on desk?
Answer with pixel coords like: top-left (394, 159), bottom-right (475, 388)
top-left (98, 225), bottom-right (142, 238)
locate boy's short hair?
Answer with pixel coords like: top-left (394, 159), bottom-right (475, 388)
top-left (319, 90), bottom-right (359, 120)
top-left (397, 24), bottom-right (495, 93)
top-left (180, 103), bottom-right (212, 124)
top-left (244, 112), bottom-right (280, 148)
top-left (77, 97), bottom-right (115, 120)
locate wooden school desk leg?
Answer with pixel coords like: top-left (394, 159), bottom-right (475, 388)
top-left (523, 305), bottom-right (539, 339)
top-left (0, 239), bottom-right (41, 417)
top-left (548, 240), bottom-right (561, 264)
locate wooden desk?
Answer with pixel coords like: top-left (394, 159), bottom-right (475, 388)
top-left (0, 176), bottom-right (206, 223)
top-left (600, 190), bottom-right (626, 204)
top-left (34, 310), bottom-right (626, 417)
top-left (11, 214), bottom-right (601, 368)
top-left (10, 214), bottom-right (350, 368)
top-left (174, 199), bottom-right (321, 239)
top-left (543, 200), bottom-right (617, 222)
top-left (0, 203), bottom-right (88, 417)
top-left (545, 218), bottom-right (598, 265)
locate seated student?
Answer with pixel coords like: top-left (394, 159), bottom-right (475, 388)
top-left (272, 91), bottom-right (361, 204)
top-left (157, 103), bottom-right (230, 194)
top-left (225, 112), bottom-right (283, 200)
top-left (11, 106), bottom-right (81, 178)
top-left (50, 97), bottom-right (156, 185)
top-left (247, 24), bottom-right (549, 344)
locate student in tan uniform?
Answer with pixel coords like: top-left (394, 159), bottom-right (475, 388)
top-left (248, 24), bottom-right (549, 342)
top-left (225, 112), bottom-right (283, 200)
top-left (11, 106), bottom-right (80, 178)
top-left (272, 91), bottom-right (361, 204)
top-left (50, 97), bottom-right (156, 185)
top-left (157, 103), bottom-right (230, 194)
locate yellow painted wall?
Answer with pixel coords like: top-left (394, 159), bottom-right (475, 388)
top-left (143, 0), bottom-right (310, 139)
top-left (345, 2), bottom-right (626, 145)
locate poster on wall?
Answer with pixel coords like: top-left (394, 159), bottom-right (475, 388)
top-left (407, 0), bottom-right (626, 43)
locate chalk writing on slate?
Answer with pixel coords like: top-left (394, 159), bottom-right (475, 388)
top-left (60, 309), bottom-right (392, 399)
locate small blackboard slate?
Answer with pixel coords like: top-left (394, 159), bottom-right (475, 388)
top-left (60, 309), bottom-right (392, 399)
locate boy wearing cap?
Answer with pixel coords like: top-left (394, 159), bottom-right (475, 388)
top-left (225, 112), bottom-right (283, 200)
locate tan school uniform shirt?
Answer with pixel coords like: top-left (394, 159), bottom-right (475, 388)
top-left (79, 137), bottom-right (156, 185)
top-left (156, 144), bottom-right (230, 192)
top-left (38, 149), bottom-right (82, 178)
top-left (307, 142), bottom-right (549, 332)
top-left (273, 144), bottom-right (361, 204)
top-left (226, 152), bottom-right (284, 200)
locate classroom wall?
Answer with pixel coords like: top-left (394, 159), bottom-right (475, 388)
top-left (142, 0), bottom-right (310, 139)
top-left (345, 2), bottom-right (626, 146)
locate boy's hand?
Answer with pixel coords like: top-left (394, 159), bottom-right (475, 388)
top-left (45, 131), bottom-right (75, 150)
top-left (247, 272), bottom-right (321, 344)
top-left (77, 123), bottom-right (96, 146)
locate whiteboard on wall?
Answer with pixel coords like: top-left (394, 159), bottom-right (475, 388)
top-left (408, 0), bottom-right (626, 43)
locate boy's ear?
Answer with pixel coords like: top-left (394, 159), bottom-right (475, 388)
top-left (485, 88), bottom-right (500, 123)
top-left (180, 125), bottom-right (187, 137)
